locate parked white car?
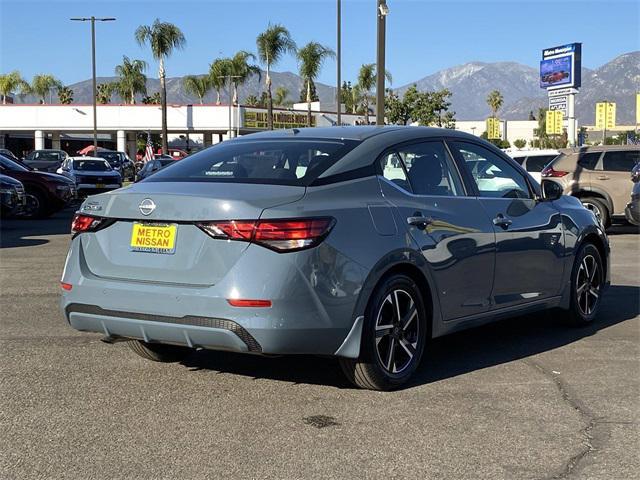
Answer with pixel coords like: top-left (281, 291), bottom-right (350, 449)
top-left (507, 149), bottom-right (560, 184)
top-left (56, 156), bottom-right (122, 196)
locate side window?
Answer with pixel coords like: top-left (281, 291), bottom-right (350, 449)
top-left (576, 152), bottom-right (601, 170)
top-left (397, 141), bottom-right (463, 196)
top-left (602, 150), bottom-right (640, 172)
top-left (526, 155), bottom-right (557, 172)
top-left (511, 156), bottom-right (526, 165)
top-left (450, 141), bottom-right (532, 199)
top-left (380, 151), bottom-right (411, 192)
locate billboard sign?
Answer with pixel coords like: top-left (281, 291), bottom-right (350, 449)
top-left (486, 118), bottom-right (500, 139)
top-left (540, 43), bottom-right (582, 90)
top-left (549, 95), bottom-right (568, 117)
top-left (595, 102), bottom-right (616, 129)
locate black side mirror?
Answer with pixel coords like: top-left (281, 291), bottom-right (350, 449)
top-left (541, 180), bottom-right (563, 201)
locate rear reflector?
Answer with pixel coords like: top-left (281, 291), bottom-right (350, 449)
top-left (227, 299), bottom-right (272, 308)
top-left (541, 166), bottom-right (569, 178)
top-left (60, 282), bottom-right (73, 291)
top-left (198, 217), bottom-right (335, 252)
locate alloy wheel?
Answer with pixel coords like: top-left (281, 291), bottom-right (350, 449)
top-left (582, 201), bottom-right (602, 224)
top-left (374, 289), bottom-right (420, 374)
top-left (576, 254), bottom-right (600, 316)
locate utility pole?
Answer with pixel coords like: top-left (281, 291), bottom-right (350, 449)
top-left (336, 0), bottom-right (341, 126)
top-left (376, 0), bottom-right (389, 126)
top-left (70, 16), bottom-right (116, 151)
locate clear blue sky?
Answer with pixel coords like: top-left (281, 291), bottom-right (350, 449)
top-left (0, 0), bottom-right (638, 88)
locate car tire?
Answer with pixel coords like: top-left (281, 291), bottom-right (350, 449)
top-left (127, 340), bottom-right (193, 363)
top-left (565, 243), bottom-right (604, 326)
top-left (22, 188), bottom-right (51, 219)
top-left (339, 274), bottom-right (427, 390)
top-left (581, 197), bottom-right (610, 229)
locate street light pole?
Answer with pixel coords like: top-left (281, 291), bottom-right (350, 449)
top-left (376, 0), bottom-right (388, 126)
top-left (336, 0), bottom-right (341, 126)
top-left (70, 16), bottom-right (115, 151)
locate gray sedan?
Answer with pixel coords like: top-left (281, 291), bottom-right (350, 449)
top-left (60, 127), bottom-right (609, 390)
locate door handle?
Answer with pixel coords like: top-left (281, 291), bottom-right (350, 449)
top-left (493, 214), bottom-right (512, 229)
top-left (407, 212), bottom-right (433, 230)
top-left (597, 175), bottom-right (610, 180)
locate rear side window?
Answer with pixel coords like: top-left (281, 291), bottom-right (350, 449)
top-left (576, 152), bottom-right (601, 170)
top-left (147, 139), bottom-right (359, 186)
top-left (395, 141), bottom-right (464, 196)
top-left (526, 155), bottom-right (557, 172)
top-left (511, 156), bottom-right (526, 165)
top-left (602, 150), bottom-right (640, 172)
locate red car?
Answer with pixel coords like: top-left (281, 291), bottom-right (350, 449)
top-left (0, 154), bottom-right (76, 218)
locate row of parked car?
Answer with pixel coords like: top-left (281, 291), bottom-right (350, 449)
top-left (507, 145), bottom-right (639, 227)
top-left (0, 147), bottom-right (181, 219)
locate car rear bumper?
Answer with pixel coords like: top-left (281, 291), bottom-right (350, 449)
top-left (60, 237), bottom-right (366, 357)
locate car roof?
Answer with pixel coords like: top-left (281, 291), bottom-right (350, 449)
top-left (235, 125), bottom-right (478, 142)
top-left (560, 144), bottom-right (640, 154)
top-left (508, 149), bottom-right (559, 157)
top-left (69, 156), bottom-right (108, 161)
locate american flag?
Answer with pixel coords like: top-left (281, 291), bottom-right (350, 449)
top-left (143, 132), bottom-right (154, 163)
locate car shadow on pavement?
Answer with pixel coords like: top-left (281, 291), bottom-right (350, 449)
top-left (0, 206), bottom-right (77, 248)
top-left (180, 284), bottom-right (639, 390)
top-left (606, 224), bottom-right (639, 235)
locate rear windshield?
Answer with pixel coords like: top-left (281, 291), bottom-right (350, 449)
top-left (96, 152), bottom-right (121, 164)
top-left (33, 151), bottom-right (63, 161)
top-left (73, 160), bottom-right (111, 171)
top-left (146, 138), bottom-right (360, 186)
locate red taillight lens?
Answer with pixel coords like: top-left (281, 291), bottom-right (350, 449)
top-left (71, 213), bottom-right (103, 235)
top-left (198, 217), bottom-right (335, 252)
top-left (60, 282), bottom-right (73, 291)
top-left (227, 299), bottom-right (272, 308)
top-left (541, 166), bottom-right (569, 178)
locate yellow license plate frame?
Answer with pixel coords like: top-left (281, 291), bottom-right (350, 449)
top-left (96, 183), bottom-right (105, 188)
top-left (130, 223), bottom-right (177, 254)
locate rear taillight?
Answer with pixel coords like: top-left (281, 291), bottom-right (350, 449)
top-left (71, 213), bottom-right (103, 235)
top-left (541, 166), bottom-right (569, 178)
top-left (197, 217), bottom-right (335, 252)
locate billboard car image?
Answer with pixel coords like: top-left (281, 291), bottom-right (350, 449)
top-left (540, 55), bottom-right (572, 88)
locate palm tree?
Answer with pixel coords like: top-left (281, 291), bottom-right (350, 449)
top-left (256, 24), bottom-right (296, 129)
top-left (297, 42), bottom-right (335, 126)
top-left (58, 86), bottom-right (74, 104)
top-left (135, 19), bottom-right (186, 153)
top-left (115, 56), bottom-right (148, 104)
top-left (228, 51), bottom-right (261, 105)
top-left (274, 86), bottom-right (289, 106)
top-left (31, 74), bottom-right (62, 104)
top-left (0, 71), bottom-right (30, 104)
top-left (182, 75), bottom-right (211, 104)
top-left (357, 64), bottom-right (392, 124)
top-left (209, 58), bottom-right (228, 104)
top-left (486, 90), bottom-right (504, 118)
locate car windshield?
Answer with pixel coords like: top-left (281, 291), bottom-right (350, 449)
top-left (0, 155), bottom-right (30, 172)
top-left (73, 160), bottom-right (111, 171)
top-left (147, 139), bottom-right (360, 186)
top-left (33, 151), bottom-right (62, 161)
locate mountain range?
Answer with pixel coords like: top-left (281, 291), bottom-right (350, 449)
top-left (15, 51), bottom-right (639, 125)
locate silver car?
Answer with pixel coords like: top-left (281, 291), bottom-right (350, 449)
top-left (60, 127), bottom-right (609, 390)
top-left (57, 156), bottom-right (122, 196)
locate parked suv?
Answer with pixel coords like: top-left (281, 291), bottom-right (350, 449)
top-left (541, 145), bottom-right (640, 227)
top-left (0, 154), bottom-right (76, 218)
top-left (23, 149), bottom-right (69, 173)
top-left (509, 149), bottom-right (559, 184)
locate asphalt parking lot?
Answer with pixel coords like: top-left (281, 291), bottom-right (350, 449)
top-left (1, 208), bottom-right (638, 480)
